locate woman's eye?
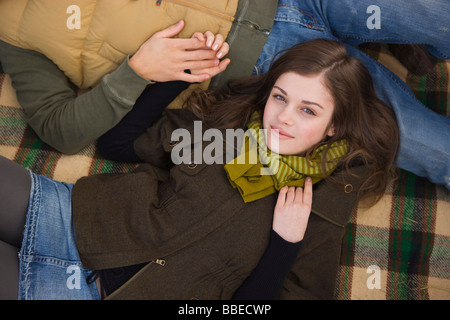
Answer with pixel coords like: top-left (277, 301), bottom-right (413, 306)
top-left (273, 94), bottom-right (286, 102)
top-left (301, 107), bottom-right (315, 116)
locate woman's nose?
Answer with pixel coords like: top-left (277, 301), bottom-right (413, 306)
top-left (277, 107), bottom-right (294, 125)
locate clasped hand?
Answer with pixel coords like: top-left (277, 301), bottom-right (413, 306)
top-left (130, 20), bottom-right (230, 83)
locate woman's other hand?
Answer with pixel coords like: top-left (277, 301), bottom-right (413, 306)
top-left (273, 177), bottom-right (313, 243)
top-left (190, 30), bottom-right (230, 79)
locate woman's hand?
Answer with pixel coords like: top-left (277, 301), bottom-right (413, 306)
top-left (190, 30), bottom-right (230, 79)
top-left (129, 20), bottom-right (229, 83)
top-left (273, 178), bottom-right (313, 243)
top-left (190, 31), bottom-right (230, 59)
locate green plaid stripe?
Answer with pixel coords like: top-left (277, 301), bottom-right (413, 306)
top-left (15, 127), bottom-right (59, 174)
top-left (407, 64), bottom-right (449, 116)
top-left (387, 172), bottom-right (436, 299)
top-left (0, 105), bottom-right (27, 145)
top-left (89, 155), bottom-right (136, 175)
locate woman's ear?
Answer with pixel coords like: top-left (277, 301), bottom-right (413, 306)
top-left (327, 124), bottom-right (335, 137)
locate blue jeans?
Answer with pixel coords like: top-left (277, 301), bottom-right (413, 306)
top-left (18, 172), bottom-right (100, 300)
top-left (256, 0), bottom-right (450, 189)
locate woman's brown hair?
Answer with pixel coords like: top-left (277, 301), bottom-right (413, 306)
top-left (184, 39), bottom-right (399, 202)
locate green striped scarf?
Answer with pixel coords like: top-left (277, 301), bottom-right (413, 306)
top-left (224, 113), bottom-right (348, 203)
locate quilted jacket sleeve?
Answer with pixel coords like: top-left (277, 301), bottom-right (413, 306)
top-left (0, 40), bottom-right (152, 154)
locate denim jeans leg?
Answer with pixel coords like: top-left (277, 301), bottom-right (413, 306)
top-left (309, 0), bottom-right (450, 188)
top-left (303, 0), bottom-right (450, 59)
top-left (18, 173), bottom-right (100, 300)
top-left (255, 1), bottom-right (336, 75)
top-left (344, 44), bottom-right (450, 189)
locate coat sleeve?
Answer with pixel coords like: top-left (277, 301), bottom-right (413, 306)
top-left (277, 165), bottom-right (370, 300)
top-left (277, 214), bottom-right (346, 300)
top-left (132, 109), bottom-right (200, 168)
top-left (0, 40), bottom-right (152, 154)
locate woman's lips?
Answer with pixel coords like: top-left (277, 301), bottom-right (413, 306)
top-left (270, 126), bottom-right (294, 140)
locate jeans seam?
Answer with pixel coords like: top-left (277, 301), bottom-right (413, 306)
top-left (21, 254), bottom-right (84, 268)
top-left (275, 4), bottom-right (327, 32)
top-left (19, 172), bottom-right (41, 299)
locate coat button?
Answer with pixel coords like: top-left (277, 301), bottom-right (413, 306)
top-left (188, 161), bottom-right (198, 169)
top-left (344, 184), bottom-right (353, 193)
top-left (169, 140), bottom-right (179, 147)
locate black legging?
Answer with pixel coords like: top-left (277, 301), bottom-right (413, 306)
top-left (0, 155), bottom-right (31, 299)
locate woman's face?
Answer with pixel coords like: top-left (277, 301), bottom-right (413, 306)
top-left (263, 72), bottom-right (335, 155)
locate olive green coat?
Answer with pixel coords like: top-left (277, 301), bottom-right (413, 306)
top-left (73, 109), bottom-right (368, 300)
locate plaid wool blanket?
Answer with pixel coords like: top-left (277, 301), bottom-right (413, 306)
top-left (0, 44), bottom-right (449, 300)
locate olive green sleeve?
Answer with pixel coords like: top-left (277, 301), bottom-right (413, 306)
top-left (0, 40), bottom-right (152, 154)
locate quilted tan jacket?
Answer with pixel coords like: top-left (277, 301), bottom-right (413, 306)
top-left (0, 0), bottom-right (277, 153)
top-left (0, 0), bottom-right (238, 88)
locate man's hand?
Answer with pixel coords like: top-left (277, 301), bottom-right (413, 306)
top-left (129, 20), bottom-right (230, 83)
